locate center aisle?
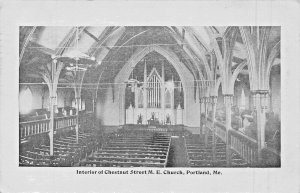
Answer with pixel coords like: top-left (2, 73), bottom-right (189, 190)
top-left (167, 136), bottom-right (189, 167)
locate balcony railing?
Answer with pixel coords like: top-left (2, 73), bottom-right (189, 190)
top-left (20, 119), bottom-right (51, 138)
top-left (55, 116), bottom-right (77, 131)
top-left (20, 114), bottom-right (84, 139)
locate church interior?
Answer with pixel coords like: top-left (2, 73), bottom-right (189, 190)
top-left (19, 26), bottom-right (281, 167)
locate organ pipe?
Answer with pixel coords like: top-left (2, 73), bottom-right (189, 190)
top-left (143, 69), bottom-right (164, 108)
top-left (155, 77), bottom-right (157, 107)
top-left (150, 80), bottom-right (152, 107)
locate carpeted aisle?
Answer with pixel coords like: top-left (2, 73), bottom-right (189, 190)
top-left (167, 136), bottom-right (189, 167)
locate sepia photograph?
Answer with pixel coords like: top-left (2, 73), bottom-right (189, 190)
top-left (19, 26), bottom-right (281, 168)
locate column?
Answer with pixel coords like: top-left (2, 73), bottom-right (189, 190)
top-left (211, 96), bottom-right (218, 123)
top-left (161, 62), bottom-right (165, 123)
top-left (143, 86), bottom-right (147, 124)
top-left (224, 94), bottom-right (233, 166)
top-left (204, 97), bottom-right (208, 120)
top-left (211, 96), bottom-right (218, 163)
top-left (199, 97), bottom-right (204, 136)
top-left (75, 96), bottom-right (80, 144)
top-left (46, 59), bottom-right (61, 157)
top-left (171, 88), bottom-right (175, 124)
top-left (252, 90), bottom-right (269, 163)
top-left (202, 95), bottom-right (208, 140)
top-left (157, 81), bottom-right (159, 108)
top-left (134, 86), bottom-right (138, 124)
top-left (48, 95), bottom-right (56, 156)
top-left (150, 81), bottom-right (152, 108)
top-left (155, 80), bottom-right (157, 108)
top-left (143, 60), bottom-right (147, 123)
top-left (93, 94), bottom-right (97, 129)
top-left (92, 96), bottom-right (95, 115)
top-left (203, 97), bottom-right (210, 147)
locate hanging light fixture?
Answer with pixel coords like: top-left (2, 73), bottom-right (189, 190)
top-left (54, 26), bottom-right (96, 71)
top-left (124, 39), bottom-right (139, 87)
top-left (125, 65), bottom-right (140, 92)
top-left (127, 66), bottom-right (139, 83)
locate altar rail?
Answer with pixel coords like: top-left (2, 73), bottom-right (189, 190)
top-left (122, 124), bottom-right (184, 135)
top-left (19, 113), bottom-right (93, 139)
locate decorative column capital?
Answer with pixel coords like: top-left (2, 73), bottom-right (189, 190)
top-left (223, 94), bottom-right (233, 106)
top-left (205, 97), bottom-right (210, 104)
top-left (210, 96), bottom-right (218, 104)
top-left (251, 90), bottom-right (270, 110)
top-left (199, 97), bottom-right (205, 104)
top-left (49, 96), bottom-right (57, 104)
top-left (251, 90), bottom-right (269, 94)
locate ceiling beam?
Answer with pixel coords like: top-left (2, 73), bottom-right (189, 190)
top-left (83, 28), bottom-right (100, 42)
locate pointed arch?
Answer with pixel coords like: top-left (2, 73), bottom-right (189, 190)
top-left (266, 41), bottom-right (281, 89)
top-left (114, 45), bottom-right (194, 92)
top-left (19, 87), bottom-right (33, 114)
top-left (230, 60), bottom-right (247, 93)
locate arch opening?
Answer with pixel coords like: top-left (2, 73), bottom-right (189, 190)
top-left (19, 87), bottom-right (33, 115)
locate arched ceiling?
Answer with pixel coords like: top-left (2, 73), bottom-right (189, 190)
top-left (19, 26), bottom-right (280, 91)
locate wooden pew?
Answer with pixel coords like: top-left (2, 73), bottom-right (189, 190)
top-left (86, 156), bottom-right (165, 164)
top-left (92, 152), bottom-right (167, 159)
top-left (79, 160), bottom-right (165, 167)
top-left (102, 146), bottom-right (168, 151)
top-left (97, 149), bottom-right (168, 154)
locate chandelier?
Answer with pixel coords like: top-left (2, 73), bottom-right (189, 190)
top-left (54, 27), bottom-right (96, 71)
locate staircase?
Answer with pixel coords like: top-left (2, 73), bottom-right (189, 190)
top-left (185, 131), bottom-right (249, 167)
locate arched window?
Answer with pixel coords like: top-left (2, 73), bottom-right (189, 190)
top-left (71, 91), bottom-right (76, 109)
top-left (81, 99), bottom-right (85, 110)
top-left (165, 90), bottom-right (171, 108)
top-left (240, 88), bottom-right (246, 110)
top-left (138, 89), bottom-right (143, 108)
top-left (72, 98), bottom-right (76, 108)
top-left (19, 87), bottom-right (33, 114)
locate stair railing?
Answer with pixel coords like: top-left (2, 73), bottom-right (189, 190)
top-left (206, 118), bottom-right (259, 166)
top-left (228, 129), bottom-right (258, 165)
top-left (215, 122), bottom-right (227, 142)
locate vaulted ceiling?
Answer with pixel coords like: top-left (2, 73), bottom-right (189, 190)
top-left (19, 26), bottom-right (280, 91)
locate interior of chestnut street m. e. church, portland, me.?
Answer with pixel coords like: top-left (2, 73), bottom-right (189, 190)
top-left (19, 26), bottom-right (281, 168)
